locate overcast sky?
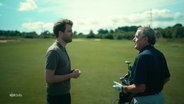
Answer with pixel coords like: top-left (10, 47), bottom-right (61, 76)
top-left (0, 0), bottom-right (184, 34)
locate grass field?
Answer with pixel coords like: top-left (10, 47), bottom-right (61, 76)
top-left (0, 39), bottom-right (184, 104)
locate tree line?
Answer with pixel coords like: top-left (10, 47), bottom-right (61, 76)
top-left (0, 23), bottom-right (184, 40)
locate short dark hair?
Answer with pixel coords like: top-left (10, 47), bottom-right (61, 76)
top-left (53, 19), bottom-right (73, 37)
top-left (138, 26), bottom-right (156, 45)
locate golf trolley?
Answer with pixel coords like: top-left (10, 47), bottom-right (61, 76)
top-left (113, 61), bottom-right (133, 104)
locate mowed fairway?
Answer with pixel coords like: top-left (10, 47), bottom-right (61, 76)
top-left (0, 39), bottom-right (184, 104)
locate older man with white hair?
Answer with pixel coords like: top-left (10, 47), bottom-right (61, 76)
top-left (122, 27), bottom-right (171, 104)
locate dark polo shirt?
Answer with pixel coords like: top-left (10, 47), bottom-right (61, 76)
top-left (132, 45), bottom-right (170, 97)
top-left (45, 41), bottom-right (71, 95)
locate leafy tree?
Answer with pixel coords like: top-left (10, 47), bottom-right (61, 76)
top-left (98, 29), bottom-right (108, 34)
top-left (22, 31), bottom-right (38, 38)
top-left (40, 30), bottom-right (54, 38)
top-left (164, 27), bottom-right (173, 39)
top-left (86, 30), bottom-right (95, 38)
top-left (171, 23), bottom-right (184, 38)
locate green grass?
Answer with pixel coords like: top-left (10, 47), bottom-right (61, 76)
top-left (0, 39), bottom-right (184, 104)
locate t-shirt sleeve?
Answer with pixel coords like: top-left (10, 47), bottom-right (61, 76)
top-left (45, 50), bottom-right (58, 70)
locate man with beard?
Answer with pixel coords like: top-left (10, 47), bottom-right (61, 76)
top-left (45, 19), bottom-right (81, 104)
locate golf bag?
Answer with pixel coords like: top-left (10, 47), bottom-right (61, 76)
top-left (118, 61), bottom-right (133, 104)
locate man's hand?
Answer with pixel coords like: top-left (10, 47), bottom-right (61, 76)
top-left (70, 69), bottom-right (81, 78)
top-left (113, 81), bottom-right (123, 92)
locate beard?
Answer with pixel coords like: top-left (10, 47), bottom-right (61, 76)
top-left (62, 34), bottom-right (73, 43)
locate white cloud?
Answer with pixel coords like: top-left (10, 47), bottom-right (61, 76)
top-left (18, 0), bottom-right (38, 11)
top-left (27, 0), bottom-right (183, 34)
top-left (20, 8), bottom-right (184, 34)
top-left (72, 9), bottom-right (184, 34)
top-left (151, 9), bottom-right (184, 27)
top-left (21, 22), bottom-right (53, 34)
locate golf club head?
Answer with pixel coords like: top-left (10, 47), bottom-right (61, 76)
top-left (125, 61), bottom-right (131, 64)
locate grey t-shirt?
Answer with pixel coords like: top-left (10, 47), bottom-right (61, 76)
top-left (45, 41), bottom-right (71, 95)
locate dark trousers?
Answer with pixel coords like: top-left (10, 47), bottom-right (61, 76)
top-left (47, 93), bottom-right (71, 104)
